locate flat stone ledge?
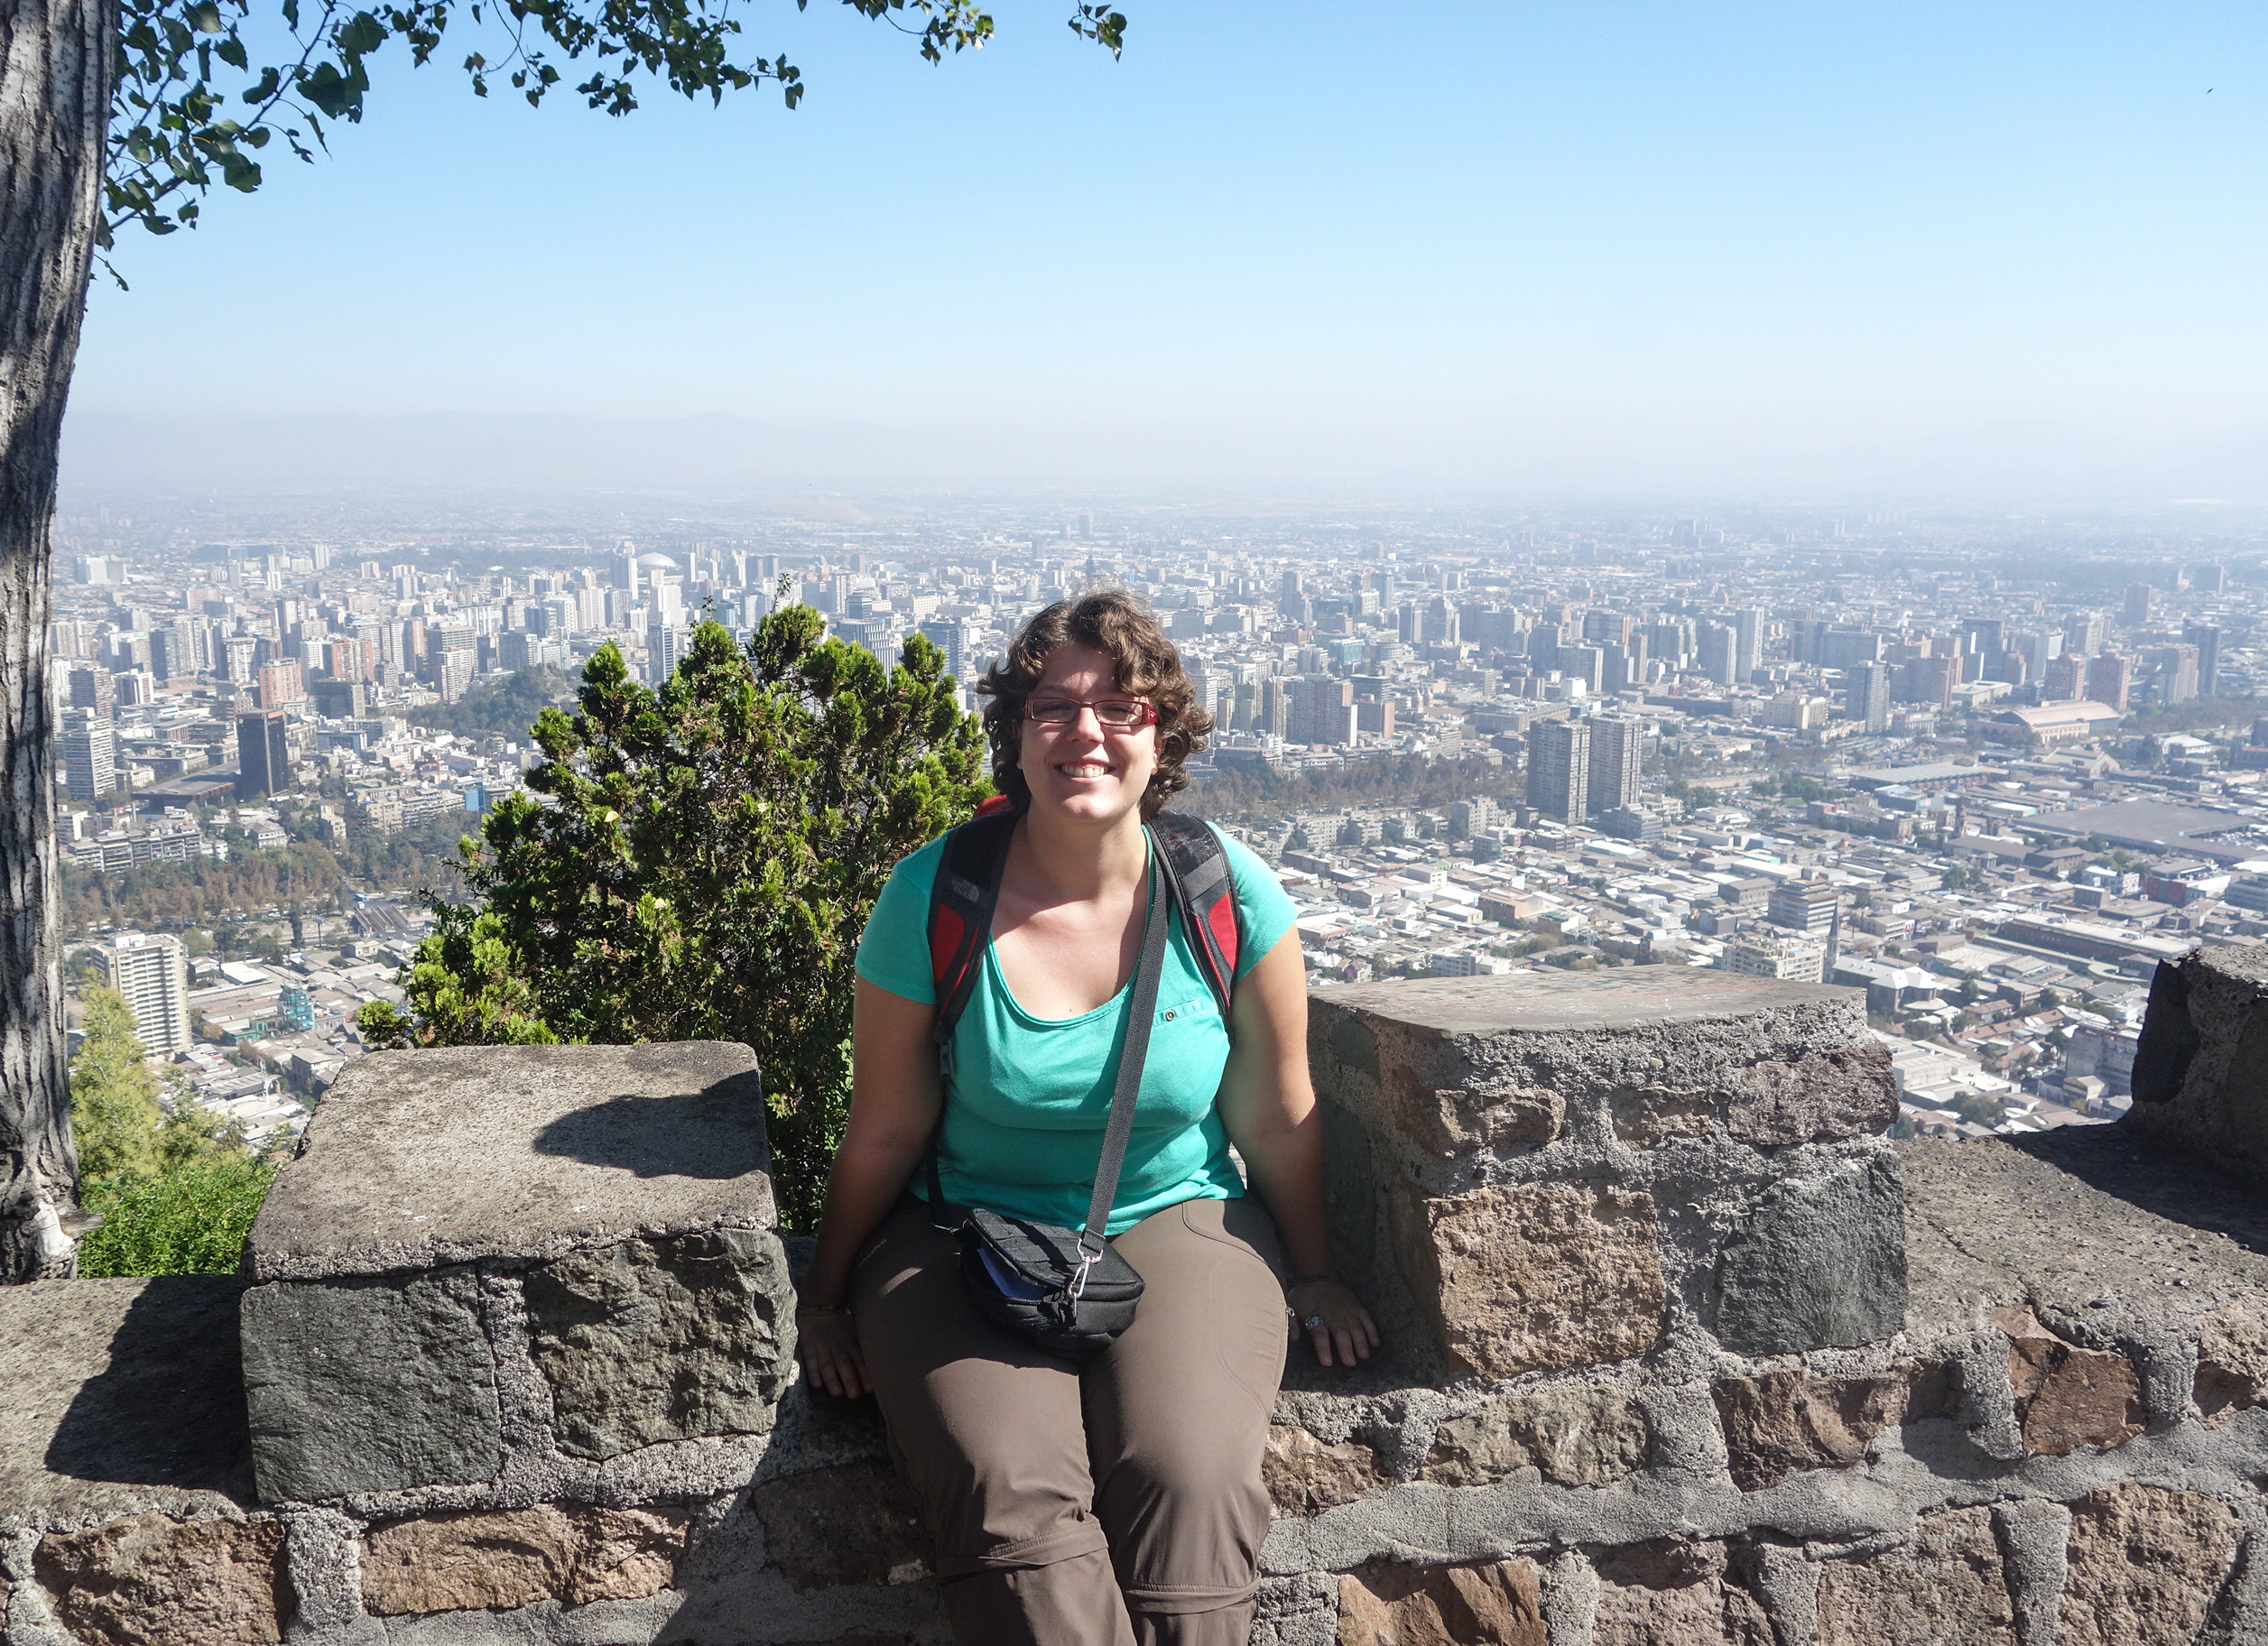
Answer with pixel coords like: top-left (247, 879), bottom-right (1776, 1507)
top-left (246, 1041), bottom-right (775, 1281)
top-left (0, 1277), bottom-right (253, 1532)
top-left (1312, 968), bottom-right (1861, 1036)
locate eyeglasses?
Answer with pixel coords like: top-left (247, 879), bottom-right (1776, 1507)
top-left (1025, 697), bottom-right (1159, 730)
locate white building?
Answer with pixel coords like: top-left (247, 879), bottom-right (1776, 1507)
top-left (1724, 928), bottom-right (1826, 984)
top-left (94, 931), bottom-right (191, 1057)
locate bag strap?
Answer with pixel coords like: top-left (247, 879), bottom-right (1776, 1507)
top-left (1077, 847), bottom-right (1171, 1260)
top-left (926, 808), bottom-right (1019, 1080)
top-left (1150, 811), bottom-right (1240, 1020)
top-left (925, 832), bottom-right (1172, 1262)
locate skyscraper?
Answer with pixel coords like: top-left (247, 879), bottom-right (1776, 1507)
top-left (2123, 583), bottom-right (2153, 626)
top-left (1697, 623), bottom-right (1736, 688)
top-left (1848, 661), bottom-right (1893, 733)
top-left (2043, 653), bottom-right (2086, 702)
top-left (94, 932), bottom-right (191, 1058)
top-left (919, 617), bottom-right (967, 683)
top-left (59, 710), bottom-right (116, 801)
top-left (236, 709), bottom-right (292, 799)
top-left (2086, 652), bottom-right (2134, 711)
top-left (1527, 718), bottom-right (1591, 823)
top-left (1288, 676), bottom-right (1354, 746)
top-left (1732, 608), bottom-right (1763, 681)
top-left (2185, 624), bottom-right (2222, 698)
top-left (1586, 716), bottom-right (1643, 816)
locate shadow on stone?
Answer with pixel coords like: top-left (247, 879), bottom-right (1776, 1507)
top-left (532, 1078), bottom-right (770, 1180)
top-left (41, 1276), bottom-right (255, 1501)
top-left (2004, 1127), bottom-right (2268, 1261)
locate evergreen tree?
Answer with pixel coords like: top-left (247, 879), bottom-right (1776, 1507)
top-left (69, 987), bottom-right (168, 1182)
top-left (360, 606), bottom-right (988, 1225)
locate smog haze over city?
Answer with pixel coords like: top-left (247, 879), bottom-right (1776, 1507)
top-left (55, 1), bottom-right (2268, 1146)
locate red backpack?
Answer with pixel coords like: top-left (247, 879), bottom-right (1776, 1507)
top-left (925, 799), bottom-right (1243, 1077)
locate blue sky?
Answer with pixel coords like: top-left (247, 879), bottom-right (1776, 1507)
top-left (68, 2), bottom-right (2268, 482)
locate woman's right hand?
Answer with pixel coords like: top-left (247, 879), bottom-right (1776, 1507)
top-left (797, 1309), bottom-right (870, 1400)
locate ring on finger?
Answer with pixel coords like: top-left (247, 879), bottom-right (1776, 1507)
top-left (1303, 1314), bottom-right (1326, 1331)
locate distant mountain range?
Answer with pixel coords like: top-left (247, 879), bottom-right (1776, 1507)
top-left (60, 410), bottom-right (2268, 504)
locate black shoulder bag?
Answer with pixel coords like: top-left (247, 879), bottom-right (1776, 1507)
top-left (925, 848), bottom-right (1171, 1361)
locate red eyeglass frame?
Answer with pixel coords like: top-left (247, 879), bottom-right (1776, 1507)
top-left (1023, 696), bottom-right (1161, 729)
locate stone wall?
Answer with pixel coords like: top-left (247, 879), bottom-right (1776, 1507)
top-left (4, 970), bottom-right (2265, 1645)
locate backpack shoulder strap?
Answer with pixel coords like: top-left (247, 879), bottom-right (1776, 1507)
top-left (1152, 811), bottom-right (1241, 1019)
top-left (926, 807), bottom-right (1018, 1076)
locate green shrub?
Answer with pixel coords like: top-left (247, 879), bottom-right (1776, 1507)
top-left (76, 1154), bottom-right (279, 1277)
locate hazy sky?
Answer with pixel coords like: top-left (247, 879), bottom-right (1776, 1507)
top-left (68, 2), bottom-right (2268, 481)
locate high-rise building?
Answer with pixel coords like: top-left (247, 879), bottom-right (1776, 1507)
top-left (236, 709), bottom-right (292, 799)
top-left (1586, 716), bottom-right (1643, 816)
top-left (2086, 652), bottom-right (2134, 711)
top-left (1288, 676), bottom-right (1354, 746)
top-left (918, 617), bottom-right (967, 682)
top-left (1732, 608), bottom-right (1763, 681)
top-left (2043, 653), bottom-right (2086, 702)
top-left (94, 932), bottom-right (192, 1057)
top-left (1527, 718), bottom-right (1591, 822)
top-left (256, 660), bottom-right (304, 708)
top-left (2123, 583), bottom-right (2153, 626)
top-left (59, 710), bottom-right (116, 801)
top-left (1696, 623), bottom-right (1736, 688)
top-left (2185, 624), bottom-right (2222, 698)
top-left (1768, 878), bottom-right (1839, 935)
top-left (2152, 644), bottom-right (2200, 705)
top-left (646, 621), bottom-right (688, 685)
top-left (2069, 613), bottom-right (2108, 656)
top-left (66, 664), bottom-right (115, 717)
top-left (1848, 661), bottom-right (1893, 732)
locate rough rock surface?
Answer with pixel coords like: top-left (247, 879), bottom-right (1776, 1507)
top-left (1613, 1045), bottom-right (1895, 1148)
top-left (239, 1267), bottom-right (499, 1503)
top-left (2118, 945), bottom-right (2268, 1179)
top-left (360, 1504), bottom-right (688, 1614)
top-left (753, 1462), bottom-right (931, 1592)
top-left (1814, 1507), bottom-right (2016, 1646)
top-left (1711, 1369), bottom-right (1906, 1492)
top-left (0, 1276), bottom-right (251, 1530)
top-left (524, 1228), bottom-right (797, 1459)
top-left (1717, 1157), bottom-right (1906, 1355)
top-left (1998, 1309), bottom-right (2143, 1455)
top-left (2059, 1484), bottom-right (2240, 1646)
top-left (1389, 1180), bottom-right (1665, 1377)
top-left (1336, 1558), bottom-right (1545, 1646)
top-left (32, 1513), bottom-right (288, 1646)
top-left (1264, 1425), bottom-right (1381, 1517)
top-left (245, 1040), bottom-right (774, 1281)
top-left (2195, 1296), bottom-right (2268, 1423)
top-left (1423, 1386), bottom-right (1648, 1487)
top-left (1589, 1539), bottom-right (1772, 1646)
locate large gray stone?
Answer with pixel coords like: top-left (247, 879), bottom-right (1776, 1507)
top-left (524, 1228), bottom-right (797, 1460)
top-left (1717, 1158), bottom-right (1906, 1355)
top-left (0, 1277), bottom-right (252, 1531)
top-left (245, 1040), bottom-right (774, 1281)
top-left (2121, 945), bottom-right (2268, 1179)
top-left (240, 1267), bottom-right (500, 1503)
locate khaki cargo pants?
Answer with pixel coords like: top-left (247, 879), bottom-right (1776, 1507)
top-left (851, 1194), bottom-right (1289, 1646)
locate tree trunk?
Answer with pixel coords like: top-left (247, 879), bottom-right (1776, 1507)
top-left (0, 0), bottom-right (114, 1281)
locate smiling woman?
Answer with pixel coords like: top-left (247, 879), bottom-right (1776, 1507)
top-left (792, 587), bottom-right (1377, 1646)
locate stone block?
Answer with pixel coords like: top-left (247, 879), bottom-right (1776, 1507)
top-left (1717, 1158), bottom-right (1906, 1355)
top-left (1423, 1387), bottom-right (1649, 1487)
top-left (1590, 1539), bottom-right (1772, 1646)
top-left (1337, 1558), bottom-right (1545, 1646)
top-left (1998, 1311), bottom-right (2143, 1456)
top-left (1312, 969), bottom-right (1877, 1158)
top-left (1264, 1424), bottom-right (1381, 1517)
top-left (1712, 1368), bottom-right (1906, 1491)
top-left (524, 1228), bottom-right (796, 1460)
top-left (1613, 1045), bottom-right (1895, 1149)
top-left (0, 1276), bottom-right (252, 1530)
top-left (1389, 1180), bottom-right (1666, 1378)
top-left (246, 1040), bottom-right (774, 1281)
top-left (2120, 945), bottom-right (2268, 1179)
top-left (2195, 1296), bottom-right (2268, 1424)
top-left (2060, 1484), bottom-right (2241, 1646)
top-left (239, 1267), bottom-right (499, 1503)
top-left (753, 1462), bottom-right (931, 1591)
top-left (32, 1513), bottom-right (289, 1646)
top-left (361, 1504), bottom-right (688, 1614)
top-left (1814, 1506), bottom-right (2015, 1646)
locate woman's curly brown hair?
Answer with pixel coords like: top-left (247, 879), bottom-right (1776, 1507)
top-left (977, 587), bottom-right (1215, 822)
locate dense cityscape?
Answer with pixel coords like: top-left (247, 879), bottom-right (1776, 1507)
top-left (48, 492), bottom-right (2268, 1153)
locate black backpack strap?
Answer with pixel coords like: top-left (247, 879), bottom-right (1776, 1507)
top-left (1151, 812), bottom-right (1241, 1020)
top-left (926, 808), bottom-right (1018, 1081)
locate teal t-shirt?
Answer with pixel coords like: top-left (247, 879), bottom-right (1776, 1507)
top-left (855, 820), bottom-right (1298, 1236)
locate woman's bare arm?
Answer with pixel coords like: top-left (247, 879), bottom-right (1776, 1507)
top-left (796, 977), bottom-right (942, 1398)
top-left (1216, 929), bottom-right (1379, 1367)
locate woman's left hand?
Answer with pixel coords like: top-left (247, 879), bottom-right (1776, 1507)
top-left (1287, 1279), bottom-right (1380, 1368)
